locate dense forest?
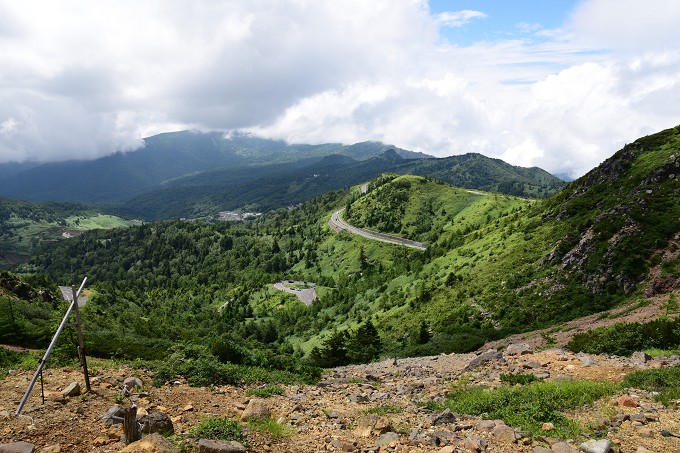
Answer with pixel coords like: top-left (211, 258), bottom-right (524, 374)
top-left (1, 127), bottom-right (678, 387)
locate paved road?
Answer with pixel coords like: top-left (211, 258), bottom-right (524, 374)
top-left (329, 208), bottom-right (428, 250)
top-left (273, 281), bottom-right (318, 305)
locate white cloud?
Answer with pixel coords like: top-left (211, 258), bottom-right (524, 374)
top-left (0, 0), bottom-right (678, 179)
top-left (435, 10), bottom-right (487, 28)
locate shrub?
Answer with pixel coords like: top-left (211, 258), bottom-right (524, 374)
top-left (567, 317), bottom-right (680, 356)
top-left (444, 379), bottom-right (616, 438)
top-left (189, 417), bottom-right (249, 446)
top-left (622, 365), bottom-right (680, 406)
top-left (248, 417), bottom-right (291, 439)
top-left (500, 373), bottom-right (538, 385)
top-left (245, 385), bottom-right (285, 398)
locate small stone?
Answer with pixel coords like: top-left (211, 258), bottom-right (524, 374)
top-left (579, 439), bottom-right (612, 453)
top-left (0, 442), bottom-right (36, 453)
top-left (463, 436), bottom-right (486, 452)
top-left (477, 420), bottom-right (496, 432)
top-left (349, 394), bottom-right (369, 403)
top-left (577, 353), bottom-right (598, 367)
top-left (438, 446), bottom-right (455, 453)
top-left (40, 445), bottom-right (61, 453)
top-left (182, 403), bottom-right (194, 412)
top-left (505, 343), bottom-right (532, 355)
top-left (330, 439), bottom-right (356, 452)
top-left (635, 447), bottom-right (657, 453)
top-left (431, 408), bottom-right (457, 426)
top-left (61, 382), bottom-right (81, 397)
top-left (240, 398), bottom-right (271, 421)
top-left (491, 423), bottom-right (517, 443)
top-left (637, 427), bottom-right (654, 438)
top-left (356, 415), bottom-right (391, 437)
top-left (617, 395), bottom-right (638, 407)
top-left (542, 422), bottom-right (555, 431)
top-left (123, 376), bottom-right (143, 390)
top-left (533, 447), bottom-right (552, 453)
top-left (197, 439), bottom-right (246, 453)
top-left (631, 351), bottom-right (652, 365)
top-left (376, 431), bottom-right (399, 446)
top-left (119, 433), bottom-right (179, 452)
top-left (551, 442), bottom-right (579, 453)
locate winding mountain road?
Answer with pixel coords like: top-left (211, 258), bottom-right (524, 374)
top-left (329, 208), bottom-right (428, 250)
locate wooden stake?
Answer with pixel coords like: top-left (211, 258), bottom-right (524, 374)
top-left (72, 285), bottom-right (91, 392)
top-left (123, 402), bottom-right (141, 444)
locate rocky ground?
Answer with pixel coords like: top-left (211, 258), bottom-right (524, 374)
top-left (1, 344), bottom-right (680, 453)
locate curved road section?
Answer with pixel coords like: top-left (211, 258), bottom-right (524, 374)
top-left (329, 208), bottom-right (428, 251)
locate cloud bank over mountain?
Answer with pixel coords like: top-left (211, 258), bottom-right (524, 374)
top-left (0, 0), bottom-right (679, 177)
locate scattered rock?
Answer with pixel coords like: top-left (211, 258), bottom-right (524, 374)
top-left (635, 447), bottom-right (657, 453)
top-left (355, 415), bottom-right (392, 437)
top-left (197, 439), bottom-right (247, 453)
top-left (552, 442), bottom-right (579, 453)
top-left (40, 445), bottom-right (61, 453)
top-left (124, 376), bottom-right (143, 390)
top-left (541, 422), bottom-right (555, 431)
top-left (139, 411), bottom-right (174, 435)
top-left (617, 395), bottom-right (638, 408)
top-left (376, 431), bottom-right (399, 446)
top-left (491, 423), bottom-right (517, 443)
top-left (578, 439), bottom-right (612, 453)
top-left (330, 439), bottom-right (356, 452)
top-left (430, 408), bottom-right (457, 426)
top-left (464, 351), bottom-right (505, 371)
top-left (240, 398), bottom-right (271, 421)
top-left (631, 351), bottom-right (652, 366)
top-left (505, 343), bottom-right (533, 355)
top-left (577, 353), bottom-right (598, 367)
top-left (119, 433), bottom-right (179, 452)
top-left (0, 442), bottom-right (36, 453)
top-left (61, 382), bottom-right (81, 397)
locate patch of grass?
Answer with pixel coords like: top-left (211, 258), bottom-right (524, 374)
top-left (644, 348), bottom-right (680, 358)
top-left (189, 417), bottom-right (249, 446)
top-left (444, 379), bottom-right (617, 438)
top-left (622, 365), bottom-right (680, 406)
top-left (362, 405), bottom-right (403, 415)
top-left (248, 417), bottom-right (291, 439)
top-left (245, 384), bottom-right (285, 398)
top-left (500, 373), bottom-right (538, 385)
top-left (0, 348), bottom-right (39, 380)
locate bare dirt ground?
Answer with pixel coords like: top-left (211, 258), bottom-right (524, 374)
top-left (1, 348), bottom-right (679, 452)
top-left (2, 294), bottom-right (679, 452)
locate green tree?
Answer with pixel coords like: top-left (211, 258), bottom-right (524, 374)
top-left (347, 320), bottom-right (381, 363)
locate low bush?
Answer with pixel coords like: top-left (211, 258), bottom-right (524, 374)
top-left (622, 365), bottom-right (680, 406)
top-left (245, 384), bottom-right (285, 398)
top-left (566, 317), bottom-right (680, 356)
top-left (500, 373), bottom-right (538, 385)
top-left (444, 379), bottom-right (616, 438)
top-left (189, 417), bottom-right (249, 446)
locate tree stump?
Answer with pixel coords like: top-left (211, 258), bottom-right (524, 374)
top-left (123, 402), bottom-right (141, 444)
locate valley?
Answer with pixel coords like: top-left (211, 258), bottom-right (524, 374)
top-left (0, 126), bottom-right (678, 452)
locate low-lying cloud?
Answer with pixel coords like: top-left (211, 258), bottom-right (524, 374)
top-left (0, 0), bottom-right (679, 178)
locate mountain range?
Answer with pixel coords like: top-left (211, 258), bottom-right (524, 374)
top-left (0, 131), bottom-right (565, 220)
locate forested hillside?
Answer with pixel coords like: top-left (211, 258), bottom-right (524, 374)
top-left (4, 126), bottom-right (678, 382)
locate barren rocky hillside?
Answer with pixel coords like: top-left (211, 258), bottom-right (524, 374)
top-left (2, 301), bottom-right (679, 453)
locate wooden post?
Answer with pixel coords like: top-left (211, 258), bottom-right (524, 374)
top-left (72, 285), bottom-right (91, 392)
top-left (124, 402), bottom-right (141, 444)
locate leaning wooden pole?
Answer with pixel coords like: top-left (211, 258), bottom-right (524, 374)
top-left (15, 277), bottom-right (87, 416)
top-left (72, 284), bottom-right (91, 392)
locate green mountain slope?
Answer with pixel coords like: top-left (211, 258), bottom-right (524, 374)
top-left (10, 126), bottom-right (678, 374)
top-left (0, 197), bottom-right (141, 267)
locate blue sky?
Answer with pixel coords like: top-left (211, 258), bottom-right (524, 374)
top-left (429, 0), bottom-right (578, 45)
top-left (1, 0), bottom-right (679, 177)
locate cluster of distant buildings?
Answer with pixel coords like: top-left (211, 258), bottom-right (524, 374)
top-left (218, 211), bottom-right (262, 221)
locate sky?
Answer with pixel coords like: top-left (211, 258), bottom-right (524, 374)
top-left (1, 1), bottom-right (679, 177)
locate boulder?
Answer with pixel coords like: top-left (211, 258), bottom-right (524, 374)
top-left (197, 439), bottom-right (247, 453)
top-left (139, 411), bottom-right (174, 435)
top-left (119, 433), bottom-right (179, 453)
top-left (329, 439), bottom-right (356, 452)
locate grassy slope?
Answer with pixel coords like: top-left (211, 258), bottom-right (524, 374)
top-left (0, 198), bottom-right (142, 264)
